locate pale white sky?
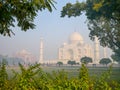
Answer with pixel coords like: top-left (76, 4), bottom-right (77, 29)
top-left (0, 0), bottom-right (112, 60)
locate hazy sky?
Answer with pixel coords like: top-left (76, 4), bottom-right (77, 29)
top-left (0, 0), bottom-right (112, 60)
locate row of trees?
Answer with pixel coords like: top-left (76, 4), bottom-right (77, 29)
top-left (57, 56), bottom-right (112, 67)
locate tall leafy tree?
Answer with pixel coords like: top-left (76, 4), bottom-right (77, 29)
top-left (80, 56), bottom-right (92, 65)
top-left (99, 58), bottom-right (112, 66)
top-left (0, 0), bottom-right (55, 36)
top-left (61, 0), bottom-right (120, 56)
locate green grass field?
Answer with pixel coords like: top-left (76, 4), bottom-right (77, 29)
top-left (7, 65), bottom-right (120, 82)
top-left (41, 65), bottom-right (120, 82)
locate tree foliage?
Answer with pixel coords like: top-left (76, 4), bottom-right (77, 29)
top-left (0, 0), bottom-right (55, 36)
top-left (56, 61), bottom-right (63, 67)
top-left (78, 64), bottom-right (92, 89)
top-left (111, 48), bottom-right (120, 64)
top-left (81, 56), bottom-right (92, 64)
top-left (0, 59), bottom-right (8, 89)
top-left (61, 0), bottom-right (120, 55)
top-left (99, 58), bottom-right (112, 66)
top-left (67, 60), bottom-right (76, 66)
top-left (61, 1), bottom-right (86, 18)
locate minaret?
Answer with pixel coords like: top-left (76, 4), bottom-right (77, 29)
top-left (103, 47), bottom-right (107, 58)
top-left (94, 36), bottom-right (100, 64)
top-left (39, 38), bottom-right (43, 64)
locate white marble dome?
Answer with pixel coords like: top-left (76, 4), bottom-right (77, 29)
top-left (69, 32), bottom-right (84, 44)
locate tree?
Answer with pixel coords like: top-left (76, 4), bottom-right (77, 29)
top-left (0, 0), bottom-right (55, 36)
top-left (111, 48), bottom-right (120, 64)
top-left (99, 58), bottom-right (112, 66)
top-left (56, 61), bottom-right (63, 67)
top-left (61, 0), bottom-right (120, 55)
top-left (80, 56), bottom-right (92, 65)
top-left (67, 60), bottom-right (76, 66)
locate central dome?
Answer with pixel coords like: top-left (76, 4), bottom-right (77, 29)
top-left (69, 32), bottom-right (84, 44)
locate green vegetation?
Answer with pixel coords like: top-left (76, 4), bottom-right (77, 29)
top-left (42, 65), bottom-right (120, 83)
top-left (81, 56), bottom-right (92, 65)
top-left (67, 60), bottom-right (76, 66)
top-left (111, 49), bottom-right (120, 64)
top-left (56, 61), bottom-right (63, 67)
top-left (0, 60), bottom-right (120, 90)
top-left (0, 0), bottom-right (55, 36)
top-left (99, 58), bottom-right (112, 66)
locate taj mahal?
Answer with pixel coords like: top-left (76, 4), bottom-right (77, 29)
top-left (39, 31), bottom-right (107, 64)
top-left (58, 32), bottom-right (94, 64)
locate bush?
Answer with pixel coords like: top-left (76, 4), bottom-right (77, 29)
top-left (0, 59), bottom-right (120, 90)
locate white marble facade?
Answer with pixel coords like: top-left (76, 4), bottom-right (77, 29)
top-left (58, 32), bottom-right (93, 64)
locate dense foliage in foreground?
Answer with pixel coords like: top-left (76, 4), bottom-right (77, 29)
top-left (0, 61), bottom-right (120, 90)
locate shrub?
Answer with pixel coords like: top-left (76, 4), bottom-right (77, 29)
top-left (0, 60), bottom-right (120, 90)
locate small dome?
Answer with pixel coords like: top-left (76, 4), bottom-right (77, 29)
top-left (20, 49), bottom-right (30, 55)
top-left (69, 32), bottom-right (84, 44)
